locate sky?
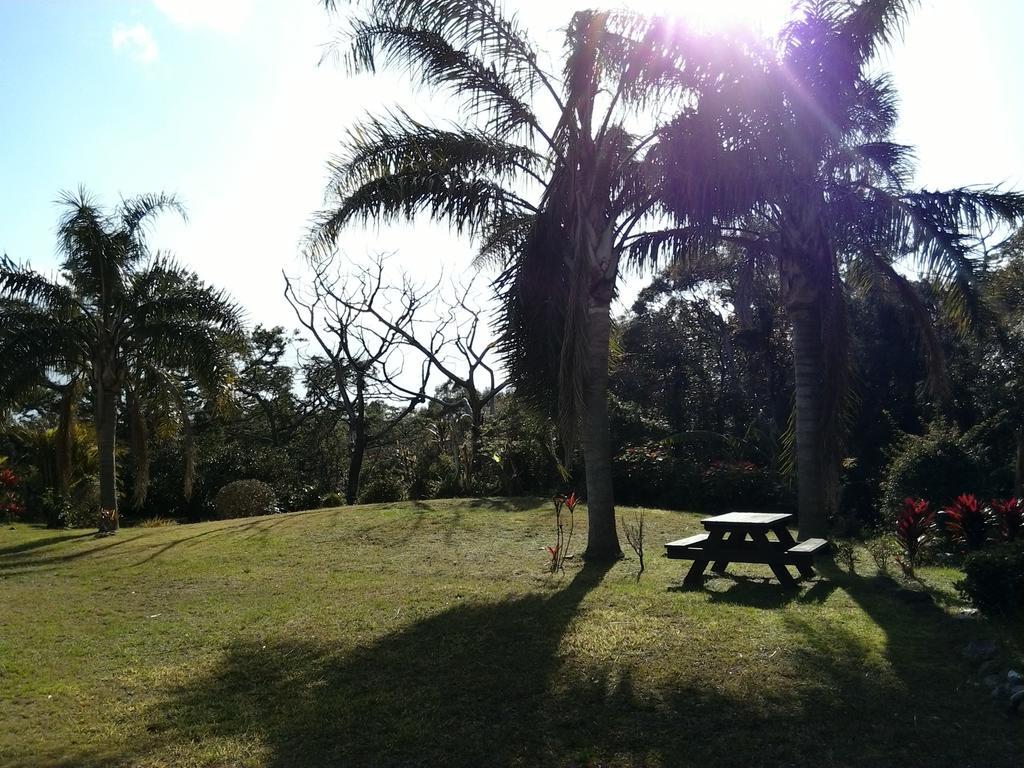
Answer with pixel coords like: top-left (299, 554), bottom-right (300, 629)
top-left (2, 0), bottom-right (1023, 337)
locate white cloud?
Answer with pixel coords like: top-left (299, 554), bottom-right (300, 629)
top-left (153, 0), bottom-right (252, 33)
top-left (111, 23), bottom-right (159, 63)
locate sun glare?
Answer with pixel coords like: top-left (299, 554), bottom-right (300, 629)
top-left (622, 0), bottom-right (794, 34)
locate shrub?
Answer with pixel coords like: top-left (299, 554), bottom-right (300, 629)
top-left (40, 489), bottom-right (98, 529)
top-left (356, 474), bottom-right (405, 504)
top-left (214, 480), bottom-right (279, 520)
top-left (880, 422), bottom-right (984, 516)
top-left (865, 533), bottom-right (900, 576)
top-left (699, 459), bottom-right (779, 509)
top-left (318, 492), bottom-right (345, 508)
top-left (894, 497), bottom-right (934, 573)
top-left (614, 441), bottom-right (680, 508)
top-left (956, 541), bottom-right (1024, 615)
top-left (990, 497), bottom-right (1023, 541)
top-left (0, 467), bottom-right (23, 525)
top-left (614, 444), bottom-right (782, 511)
top-left (939, 493), bottom-right (990, 553)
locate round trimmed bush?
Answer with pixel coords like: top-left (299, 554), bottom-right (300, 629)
top-left (880, 422), bottom-right (984, 516)
top-left (957, 542), bottom-right (1024, 615)
top-left (318, 491), bottom-right (345, 508)
top-left (214, 479), bottom-right (279, 520)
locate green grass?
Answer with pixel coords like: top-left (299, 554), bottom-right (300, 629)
top-left (1, 499), bottom-right (1020, 767)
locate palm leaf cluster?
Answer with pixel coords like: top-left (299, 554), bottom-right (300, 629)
top-left (314, 0), bottom-right (1023, 542)
top-left (0, 190), bottom-right (242, 523)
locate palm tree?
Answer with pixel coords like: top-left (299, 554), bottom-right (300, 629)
top-left (637, 0), bottom-right (1024, 536)
top-left (312, 1), bottom-right (741, 558)
top-left (0, 190), bottom-right (242, 531)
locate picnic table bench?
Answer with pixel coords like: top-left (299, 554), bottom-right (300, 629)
top-left (665, 512), bottom-right (829, 587)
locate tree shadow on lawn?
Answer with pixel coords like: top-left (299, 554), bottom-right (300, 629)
top-left (689, 573), bottom-right (838, 609)
top-left (0, 515), bottom-right (301, 574)
top-left (782, 562), bottom-right (1020, 766)
top-left (466, 496), bottom-right (542, 511)
top-left (52, 562), bottom-right (1021, 768)
top-left (0, 530), bottom-right (95, 558)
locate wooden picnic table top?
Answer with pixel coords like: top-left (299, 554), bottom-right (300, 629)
top-left (700, 512), bottom-right (792, 529)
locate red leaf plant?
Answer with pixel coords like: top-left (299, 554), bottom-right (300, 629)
top-left (0, 468), bottom-right (22, 525)
top-left (895, 497), bottom-right (934, 571)
top-left (549, 492), bottom-right (577, 573)
top-left (940, 493), bottom-right (989, 553)
top-left (990, 498), bottom-right (1023, 542)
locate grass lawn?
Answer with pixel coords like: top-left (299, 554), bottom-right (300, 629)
top-left (1, 499), bottom-right (1020, 767)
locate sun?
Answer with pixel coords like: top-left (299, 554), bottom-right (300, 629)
top-left (621, 0), bottom-right (795, 34)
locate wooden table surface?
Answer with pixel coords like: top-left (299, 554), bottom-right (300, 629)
top-left (701, 512), bottom-right (792, 528)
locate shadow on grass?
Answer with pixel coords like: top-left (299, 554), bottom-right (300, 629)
top-left (466, 496), bottom-right (542, 511)
top-left (0, 536), bottom-right (132, 572)
top-left (686, 573), bottom-right (838, 609)
top-left (0, 515), bottom-right (302, 573)
top-left (47, 558), bottom-right (1022, 768)
top-left (55, 561), bottom-right (627, 767)
top-left (0, 530), bottom-right (95, 557)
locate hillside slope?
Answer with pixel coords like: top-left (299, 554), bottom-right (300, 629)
top-left (0, 499), bottom-right (1019, 767)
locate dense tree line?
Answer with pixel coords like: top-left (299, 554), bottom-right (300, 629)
top-left (3, 1), bottom-right (1024, 547)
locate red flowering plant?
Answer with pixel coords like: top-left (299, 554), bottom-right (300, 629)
top-left (990, 498), bottom-right (1023, 542)
top-left (894, 497), bottom-right (935, 573)
top-left (0, 468), bottom-right (24, 526)
top-left (939, 493), bottom-right (990, 553)
top-left (549, 492), bottom-right (578, 573)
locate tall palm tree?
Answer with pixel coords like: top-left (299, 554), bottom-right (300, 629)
top-left (312, 1), bottom-right (738, 558)
top-left (0, 190), bottom-right (242, 532)
top-left (637, 0), bottom-right (1024, 536)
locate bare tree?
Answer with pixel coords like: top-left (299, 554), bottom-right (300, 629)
top-left (283, 258), bottom-right (429, 504)
top-left (336, 265), bottom-right (508, 492)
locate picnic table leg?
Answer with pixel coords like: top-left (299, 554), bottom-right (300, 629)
top-left (712, 530), bottom-right (742, 574)
top-left (772, 526), bottom-right (817, 580)
top-left (683, 529), bottom-right (724, 586)
top-left (683, 558), bottom-right (710, 585)
top-left (751, 530), bottom-right (797, 586)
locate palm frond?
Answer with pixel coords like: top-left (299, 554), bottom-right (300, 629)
top-left (333, 111), bottom-right (545, 192)
top-left (312, 173), bottom-right (533, 256)
top-left (116, 192), bottom-right (187, 246)
top-left (344, 20), bottom-right (542, 139)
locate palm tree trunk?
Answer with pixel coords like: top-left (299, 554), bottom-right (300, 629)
top-left (55, 382), bottom-right (78, 495)
top-left (96, 387), bottom-right (119, 532)
top-left (581, 297), bottom-right (622, 561)
top-left (1015, 426), bottom-right (1024, 499)
top-left (790, 305), bottom-right (827, 539)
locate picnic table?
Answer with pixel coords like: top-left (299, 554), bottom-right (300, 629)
top-left (664, 512), bottom-right (828, 587)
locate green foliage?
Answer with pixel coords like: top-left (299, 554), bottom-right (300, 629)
top-left (39, 489), bottom-right (97, 529)
top-left (318, 492), bottom-right (345, 508)
top-left (957, 541), bottom-right (1024, 615)
top-left (880, 421), bottom-right (985, 517)
top-left (613, 442), bottom-right (783, 511)
top-left (213, 480), bottom-right (279, 520)
top-left (356, 473), bottom-right (406, 505)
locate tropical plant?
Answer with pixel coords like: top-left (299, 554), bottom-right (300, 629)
top-left (957, 541), bottom-right (1024, 616)
top-left (0, 190), bottom-right (242, 531)
top-left (894, 496), bottom-right (934, 572)
top-left (990, 497), bottom-right (1023, 541)
top-left (940, 493), bottom-right (990, 553)
top-left (0, 467), bottom-right (22, 525)
top-left (548, 492), bottom-right (577, 573)
top-left (646, 0), bottom-right (1024, 537)
top-left (312, 0), bottom-right (748, 558)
